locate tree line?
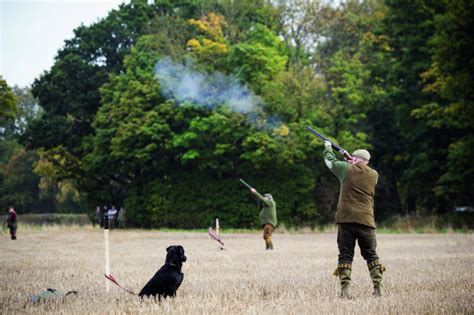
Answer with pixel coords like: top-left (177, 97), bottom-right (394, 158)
top-left (1, 0), bottom-right (472, 228)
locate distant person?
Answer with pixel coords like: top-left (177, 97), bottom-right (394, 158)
top-left (108, 206), bottom-right (118, 229)
top-left (249, 188), bottom-right (277, 250)
top-left (118, 207), bottom-right (126, 229)
top-left (4, 207), bottom-right (17, 240)
top-left (95, 206), bottom-right (101, 227)
top-left (323, 140), bottom-right (385, 298)
top-left (101, 206), bottom-right (108, 228)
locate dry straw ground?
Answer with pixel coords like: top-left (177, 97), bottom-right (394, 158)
top-left (1, 226), bottom-right (473, 314)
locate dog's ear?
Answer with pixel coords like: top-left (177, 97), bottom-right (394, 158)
top-left (166, 246), bottom-right (172, 252)
top-left (179, 246), bottom-right (187, 262)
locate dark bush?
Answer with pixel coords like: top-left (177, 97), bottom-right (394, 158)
top-left (18, 213), bottom-right (91, 225)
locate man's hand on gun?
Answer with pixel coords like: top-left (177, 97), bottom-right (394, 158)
top-left (338, 148), bottom-right (351, 161)
top-left (250, 188), bottom-right (256, 194)
top-left (325, 140), bottom-right (351, 161)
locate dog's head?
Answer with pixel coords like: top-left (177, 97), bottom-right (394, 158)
top-left (165, 245), bottom-right (187, 268)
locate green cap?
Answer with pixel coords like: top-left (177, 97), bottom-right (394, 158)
top-left (352, 149), bottom-right (371, 161)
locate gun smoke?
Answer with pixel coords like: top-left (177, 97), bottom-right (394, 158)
top-left (154, 57), bottom-right (288, 136)
top-left (155, 57), bottom-right (260, 114)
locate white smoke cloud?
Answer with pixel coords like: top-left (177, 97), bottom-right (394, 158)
top-left (154, 57), bottom-right (261, 113)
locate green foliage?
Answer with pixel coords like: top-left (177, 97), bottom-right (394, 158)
top-left (0, 77), bottom-right (18, 128)
top-left (381, 0), bottom-right (443, 212)
top-left (21, 1), bottom-right (158, 161)
top-left (229, 24), bottom-right (288, 92)
top-left (77, 1), bottom-right (327, 227)
top-left (16, 213), bottom-right (90, 225)
top-left (379, 0), bottom-right (474, 213)
top-left (260, 68), bottom-right (328, 122)
top-left (0, 139), bottom-right (21, 164)
top-left (419, 0), bottom-right (474, 206)
top-left (0, 149), bottom-right (47, 213)
top-left (123, 169), bottom-right (319, 228)
top-left (9, 86), bottom-right (41, 137)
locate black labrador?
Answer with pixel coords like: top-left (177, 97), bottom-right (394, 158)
top-left (139, 245), bottom-right (186, 299)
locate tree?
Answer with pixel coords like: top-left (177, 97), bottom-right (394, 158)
top-left (0, 150), bottom-right (46, 213)
top-left (415, 0), bottom-right (474, 207)
top-left (80, 1), bottom-right (324, 227)
top-left (383, 0), bottom-right (450, 213)
top-left (0, 86), bottom-right (41, 140)
top-left (274, 0), bottom-right (326, 68)
top-left (0, 77), bottom-right (18, 130)
top-left (17, 2), bottom-right (160, 210)
top-left (20, 1), bottom-right (158, 183)
top-left (228, 24), bottom-right (288, 93)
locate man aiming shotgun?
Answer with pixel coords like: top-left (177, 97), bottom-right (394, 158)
top-left (240, 179), bottom-right (277, 250)
top-left (306, 125), bottom-right (385, 298)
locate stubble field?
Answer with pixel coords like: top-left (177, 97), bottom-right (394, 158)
top-left (0, 227), bottom-right (473, 314)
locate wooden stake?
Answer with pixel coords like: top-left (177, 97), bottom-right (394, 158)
top-left (104, 217), bottom-right (110, 293)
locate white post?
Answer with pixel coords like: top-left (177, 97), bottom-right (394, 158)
top-left (104, 228), bottom-right (110, 293)
top-left (216, 218), bottom-right (220, 236)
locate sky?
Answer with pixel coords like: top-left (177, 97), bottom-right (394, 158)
top-left (0, 0), bottom-right (132, 88)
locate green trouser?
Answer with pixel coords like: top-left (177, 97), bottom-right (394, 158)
top-left (337, 223), bottom-right (379, 264)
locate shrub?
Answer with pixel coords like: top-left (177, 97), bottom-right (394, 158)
top-left (17, 213), bottom-right (91, 226)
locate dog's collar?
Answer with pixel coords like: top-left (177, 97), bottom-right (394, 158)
top-left (167, 263), bottom-right (178, 267)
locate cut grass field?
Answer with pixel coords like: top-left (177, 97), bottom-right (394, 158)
top-left (1, 227), bottom-right (473, 314)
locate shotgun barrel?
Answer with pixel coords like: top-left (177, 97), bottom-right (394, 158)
top-left (239, 178), bottom-right (253, 190)
top-left (305, 126), bottom-right (352, 159)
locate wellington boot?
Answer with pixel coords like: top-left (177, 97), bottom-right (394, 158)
top-left (338, 268), bottom-right (352, 299)
top-left (369, 265), bottom-right (384, 297)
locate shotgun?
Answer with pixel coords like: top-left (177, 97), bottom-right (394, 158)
top-left (239, 178), bottom-right (253, 190)
top-left (305, 126), bottom-right (352, 160)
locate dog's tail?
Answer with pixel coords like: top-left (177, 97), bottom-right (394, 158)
top-left (104, 274), bottom-right (136, 295)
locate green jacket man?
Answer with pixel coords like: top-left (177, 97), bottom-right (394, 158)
top-left (250, 188), bottom-right (277, 250)
top-left (324, 141), bottom-right (385, 298)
